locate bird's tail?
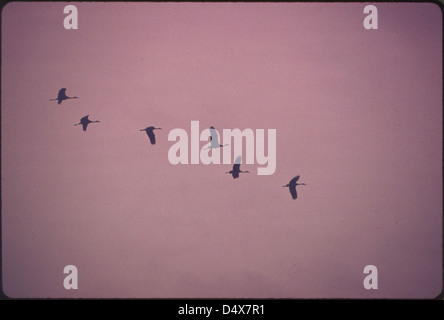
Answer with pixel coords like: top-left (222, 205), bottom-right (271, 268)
top-left (282, 184), bottom-right (289, 187)
top-left (74, 123), bottom-right (81, 126)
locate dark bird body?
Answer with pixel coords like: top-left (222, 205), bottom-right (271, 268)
top-left (50, 88), bottom-right (78, 104)
top-left (140, 126), bottom-right (161, 145)
top-left (226, 156), bottom-right (249, 179)
top-left (226, 163), bottom-right (249, 179)
top-left (74, 115), bottom-right (100, 131)
top-left (283, 175), bottom-right (306, 199)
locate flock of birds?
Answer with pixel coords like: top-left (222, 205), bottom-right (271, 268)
top-left (51, 88), bottom-right (307, 200)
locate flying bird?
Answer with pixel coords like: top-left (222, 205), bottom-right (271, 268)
top-left (140, 126), bottom-right (161, 145)
top-left (226, 156), bottom-right (249, 179)
top-left (282, 175), bottom-right (306, 200)
top-left (50, 88), bottom-right (78, 104)
top-left (206, 126), bottom-right (229, 149)
top-left (74, 115), bottom-right (100, 131)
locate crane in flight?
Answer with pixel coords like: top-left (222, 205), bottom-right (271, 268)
top-left (226, 156), bottom-right (249, 179)
top-left (140, 126), bottom-right (161, 145)
top-left (50, 88), bottom-right (78, 104)
top-left (282, 175), bottom-right (306, 199)
top-left (206, 126), bottom-right (229, 149)
top-left (74, 115), bottom-right (100, 131)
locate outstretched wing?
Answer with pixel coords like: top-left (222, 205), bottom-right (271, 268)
top-left (81, 116), bottom-right (89, 131)
top-left (209, 127), bottom-right (220, 145)
top-left (232, 163), bottom-right (240, 179)
top-left (57, 88), bottom-right (67, 101)
top-left (290, 176), bottom-right (300, 184)
top-left (147, 131), bottom-right (156, 144)
top-left (289, 186), bottom-right (297, 199)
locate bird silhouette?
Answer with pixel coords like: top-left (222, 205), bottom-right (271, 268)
top-left (206, 126), bottom-right (229, 149)
top-left (74, 115), bottom-right (100, 131)
top-left (140, 126), bottom-right (161, 145)
top-left (282, 175), bottom-right (306, 199)
top-left (226, 156), bottom-right (249, 179)
top-left (50, 88), bottom-right (78, 104)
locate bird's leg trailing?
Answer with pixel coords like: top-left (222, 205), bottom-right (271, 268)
top-left (166, 121), bottom-right (277, 175)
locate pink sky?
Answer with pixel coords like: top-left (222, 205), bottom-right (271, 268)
top-left (1, 2), bottom-right (442, 298)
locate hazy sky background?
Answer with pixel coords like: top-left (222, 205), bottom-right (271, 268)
top-left (1, 2), bottom-right (442, 298)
